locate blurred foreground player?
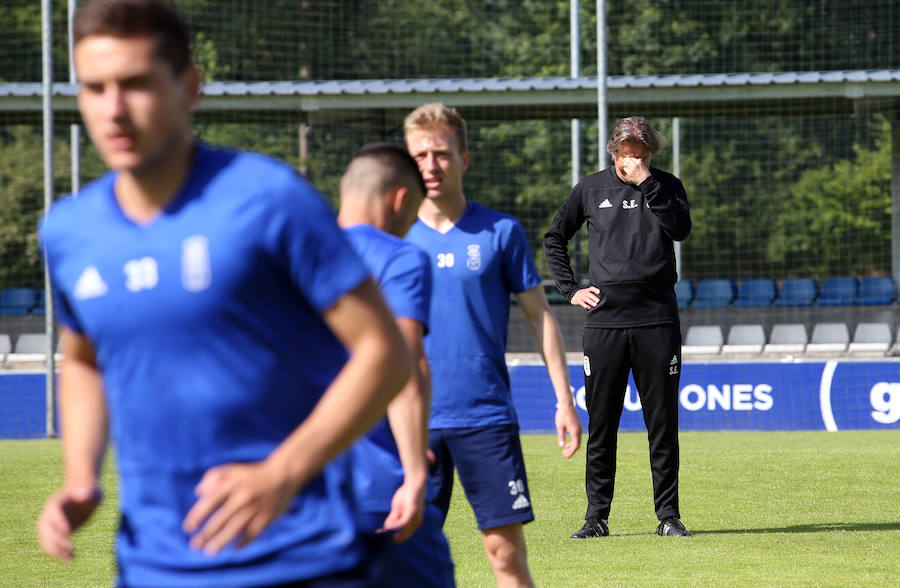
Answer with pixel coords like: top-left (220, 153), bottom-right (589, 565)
top-left (338, 143), bottom-right (455, 587)
top-left (36, 1), bottom-right (411, 586)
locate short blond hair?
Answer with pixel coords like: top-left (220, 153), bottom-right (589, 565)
top-left (403, 102), bottom-right (468, 153)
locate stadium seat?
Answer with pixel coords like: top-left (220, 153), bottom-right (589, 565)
top-left (6, 333), bottom-right (49, 364)
top-left (31, 290), bottom-right (46, 315)
top-left (853, 276), bottom-right (895, 306)
top-left (817, 277), bottom-right (858, 306)
top-left (773, 278), bottom-right (818, 307)
top-left (690, 279), bottom-right (737, 308)
top-left (733, 279), bottom-right (777, 307)
top-left (0, 287), bottom-right (40, 315)
top-left (805, 322), bottom-right (850, 355)
top-left (721, 324), bottom-right (766, 355)
top-left (891, 326), bottom-right (900, 357)
top-left (847, 322), bottom-right (892, 356)
top-left (682, 325), bottom-right (723, 356)
top-left (674, 280), bottom-right (695, 308)
top-left (763, 323), bottom-right (808, 355)
top-left (0, 334), bottom-right (11, 363)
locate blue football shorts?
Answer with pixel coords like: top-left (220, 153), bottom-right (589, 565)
top-left (361, 503), bottom-right (455, 588)
top-left (428, 424), bottom-right (534, 530)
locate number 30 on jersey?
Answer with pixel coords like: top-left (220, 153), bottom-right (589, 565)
top-left (436, 252), bottom-right (455, 268)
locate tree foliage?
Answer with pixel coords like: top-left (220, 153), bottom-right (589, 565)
top-left (0, 0), bottom-right (897, 288)
top-left (768, 116), bottom-right (893, 277)
top-left (0, 128), bottom-right (69, 287)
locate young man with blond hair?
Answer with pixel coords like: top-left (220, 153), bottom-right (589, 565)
top-left (405, 102), bottom-right (582, 587)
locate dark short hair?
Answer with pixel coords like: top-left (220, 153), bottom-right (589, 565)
top-left (352, 142), bottom-right (426, 197)
top-left (74, 0), bottom-right (191, 74)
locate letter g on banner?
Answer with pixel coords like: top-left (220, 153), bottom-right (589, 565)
top-left (820, 361), bottom-right (900, 430)
top-left (870, 382), bottom-right (900, 424)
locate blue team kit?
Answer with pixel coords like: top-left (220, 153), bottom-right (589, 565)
top-left (406, 201), bottom-right (542, 429)
top-left (343, 223), bottom-right (455, 587)
top-left (407, 200), bottom-right (540, 530)
top-left (42, 144), bottom-right (372, 586)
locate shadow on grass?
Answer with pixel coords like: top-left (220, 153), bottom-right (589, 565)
top-left (595, 522), bottom-right (900, 538)
top-left (695, 522), bottom-right (900, 535)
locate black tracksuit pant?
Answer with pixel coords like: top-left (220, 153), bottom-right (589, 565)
top-left (582, 324), bottom-right (682, 522)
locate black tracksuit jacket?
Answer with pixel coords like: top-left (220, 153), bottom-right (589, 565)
top-left (543, 165), bottom-right (691, 328)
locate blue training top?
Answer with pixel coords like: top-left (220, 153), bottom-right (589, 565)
top-left (343, 224), bottom-right (431, 523)
top-left (41, 144), bottom-right (372, 587)
top-left (405, 200), bottom-right (541, 429)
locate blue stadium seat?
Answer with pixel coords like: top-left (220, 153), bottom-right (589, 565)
top-left (690, 279), bottom-right (737, 308)
top-left (853, 276), bottom-right (895, 306)
top-left (773, 278), bottom-right (818, 307)
top-left (674, 280), bottom-right (695, 308)
top-left (733, 278), bottom-right (777, 307)
top-left (31, 291), bottom-right (46, 315)
top-left (0, 288), bottom-right (40, 315)
top-left (817, 277), bottom-right (858, 306)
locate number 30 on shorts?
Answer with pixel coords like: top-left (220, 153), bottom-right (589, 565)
top-left (508, 479), bottom-right (526, 496)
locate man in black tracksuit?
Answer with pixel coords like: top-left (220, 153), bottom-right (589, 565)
top-left (543, 116), bottom-right (692, 538)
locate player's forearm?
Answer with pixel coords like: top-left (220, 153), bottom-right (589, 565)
top-left (58, 358), bottom-right (108, 490)
top-left (386, 356), bottom-right (431, 488)
top-left (535, 313), bottom-right (574, 407)
top-left (518, 287), bottom-right (574, 405)
top-left (389, 318), bottom-right (430, 486)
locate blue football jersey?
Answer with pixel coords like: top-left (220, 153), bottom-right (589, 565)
top-left (405, 200), bottom-right (541, 428)
top-left (343, 224), bottom-right (431, 520)
top-left (41, 145), bottom-right (372, 587)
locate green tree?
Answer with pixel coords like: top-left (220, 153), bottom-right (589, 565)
top-left (768, 116), bottom-right (892, 278)
top-left (0, 1), bottom-right (77, 83)
top-left (0, 127), bottom-right (102, 288)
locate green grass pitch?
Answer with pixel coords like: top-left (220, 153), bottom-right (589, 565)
top-left (1, 431), bottom-right (898, 586)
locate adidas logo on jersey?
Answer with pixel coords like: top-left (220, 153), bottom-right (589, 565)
top-left (598, 199), bottom-right (613, 209)
top-left (512, 494), bottom-right (531, 510)
top-left (73, 265), bottom-right (108, 300)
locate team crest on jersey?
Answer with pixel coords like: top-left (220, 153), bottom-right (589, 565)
top-left (466, 244), bottom-right (482, 271)
top-left (181, 235), bottom-right (211, 292)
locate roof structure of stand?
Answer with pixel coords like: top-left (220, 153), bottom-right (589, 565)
top-left (2, 70), bottom-right (899, 124)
